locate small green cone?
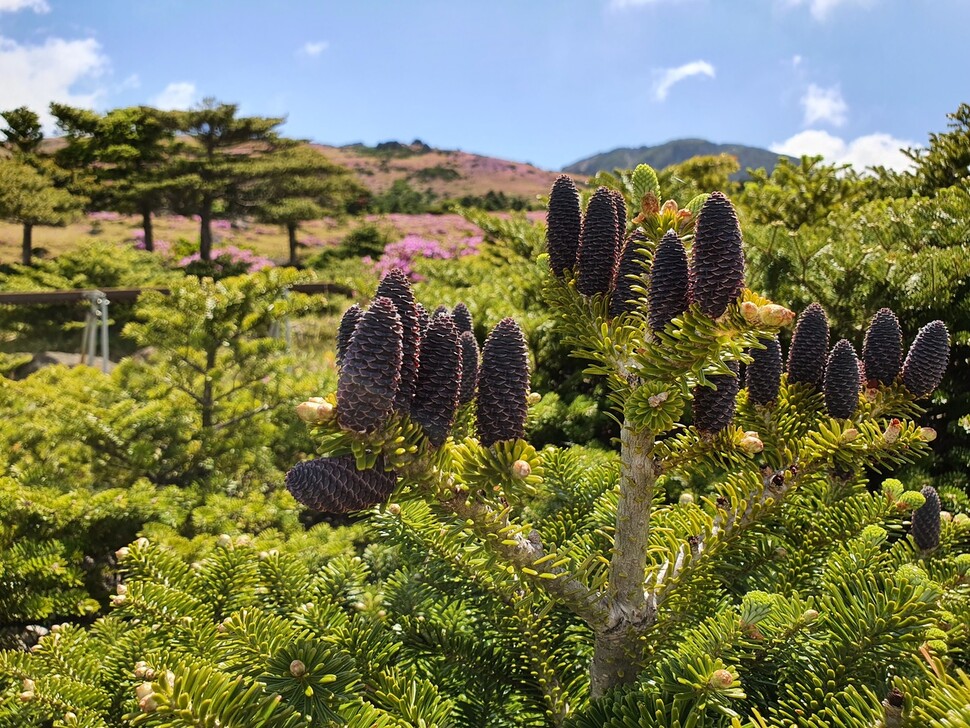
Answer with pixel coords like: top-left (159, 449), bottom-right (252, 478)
top-left (902, 320), bottom-right (950, 398)
top-left (824, 339), bottom-right (861, 419)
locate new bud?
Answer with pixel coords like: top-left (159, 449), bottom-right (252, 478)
top-left (296, 398), bottom-right (334, 424)
top-left (919, 427), bottom-right (937, 442)
top-left (511, 460), bottom-right (532, 480)
top-left (290, 659), bottom-right (307, 677)
top-left (739, 431), bottom-right (764, 454)
top-left (758, 304), bottom-right (795, 327)
top-left (883, 419), bottom-right (902, 444)
top-left (709, 669), bottom-right (734, 689)
top-left (740, 301), bottom-right (760, 325)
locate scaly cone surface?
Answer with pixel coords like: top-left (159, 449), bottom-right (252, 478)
top-left (577, 187), bottom-right (620, 296)
top-left (746, 336), bottom-right (783, 406)
top-left (824, 339), bottom-right (861, 419)
top-left (787, 302), bottom-right (830, 389)
top-left (375, 268), bottom-right (421, 413)
top-left (609, 231), bottom-right (649, 318)
top-left (647, 229), bottom-right (691, 332)
top-left (911, 485), bottom-right (941, 551)
top-left (411, 314), bottom-right (462, 447)
top-left (336, 296), bottom-right (403, 432)
top-left (902, 320), bottom-right (950, 398)
top-left (336, 304), bottom-right (362, 366)
top-left (862, 308), bottom-right (903, 386)
top-left (693, 361), bottom-right (740, 434)
top-left (546, 174), bottom-right (583, 277)
top-left (285, 455), bottom-right (396, 513)
top-left (416, 302), bottom-right (430, 335)
top-left (477, 317), bottom-right (530, 446)
top-left (689, 191), bottom-right (745, 318)
top-left (609, 188), bottom-right (627, 248)
top-left (453, 302), bottom-right (473, 334)
top-left (458, 330), bottom-right (480, 405)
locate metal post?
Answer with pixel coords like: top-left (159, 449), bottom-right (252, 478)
top-left (81, 290), bottom-right (110, 373)
top-left (99, 294), bottom-right (110, 373)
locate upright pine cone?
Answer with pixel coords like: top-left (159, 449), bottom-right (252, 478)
top-left (546, 175), bottom-right (582, 277)
top-left (690, 191), bottom-right (745, 318)
top-left (911, 485), bottom-right (941, 551)
top-left (862, 308), bottom-right (903, 386)
top-left (824, 339), bottom-right (861, 419)
top-left (433, 305), bottom-right (449, 319)
top-left (902, 320), bottom-right (950, 398)
top-left (453, 302), bottom-right (473, 334)
top-left (693, 361), bottom-right (740, 434)
top-left (285, 455), bottom-right (396, 513)
top-left (609, 188), bottom-right (627, 247)
top-left (477, 317), bottom-right (530, 446)
top-left (577, 187), bottom-right (620, 296)
top-left (416, 302), bottom-right (430, 335)
top-left (375, 268), bottom-right (421, 413)
top-left (648, 229), bottom-right (691, 332)
top-left (336, 297), bottom-right (402, 432)
top-left (411, 314), bottom-right (462, 446)
top-left (458, 331), bottom-right (480, 405)
top-left (336, 304), bottom-right (362, 366)
top-left (609, 232), bottom-right (649, 318)
top-left (746, 336), bottom-right (782, 406)
top-left (787, 303), bottom-right (830, 389)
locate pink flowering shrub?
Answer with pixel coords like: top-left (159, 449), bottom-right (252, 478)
top-left (368, 233), bottom-right (481, 281)
top-left (179, 245), bottom-right (275, 278)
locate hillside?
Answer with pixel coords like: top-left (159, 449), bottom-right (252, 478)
top-left (563, 138), bottom-right (791, 179)
top-left (313, 140), bottom-right (577, 201)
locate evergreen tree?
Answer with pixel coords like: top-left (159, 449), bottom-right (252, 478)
top-left (51, 104), bottom-right (180, 252)
top-left (166, 99), bottom-right (289, 261)
top-left (905, 102), bottom-right (970, 194)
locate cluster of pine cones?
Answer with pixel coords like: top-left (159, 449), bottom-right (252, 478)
top-left (286, 268), bottom-right (531, 514)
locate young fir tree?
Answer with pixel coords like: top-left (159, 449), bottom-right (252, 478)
top-left (2, 167), bottom-right (969, 727)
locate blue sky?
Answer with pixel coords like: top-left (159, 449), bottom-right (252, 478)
top-left (0, 0), bottom-right (966, 171)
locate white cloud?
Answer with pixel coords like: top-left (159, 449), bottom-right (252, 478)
top-left (781, 0), bottom-right (875, 21)
top-left (0, 35), bottom-right (107, 128)
top-left (151, 81), bottom-right (198, 110)
top-left (299, 40), bottom-right (329, 57)
top-left (0, 0), bottom-right (49, 13)
top-left (770, 129), bottom-right (916, 171)
top-left (801, 83), bottom-right (847, 126)
top-left (791, 54), bottom-right (803, 67)
top-left (653, 60), bottom-right (715, 101)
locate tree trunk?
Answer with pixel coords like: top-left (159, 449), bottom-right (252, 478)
top-left (21, 223), bottom-right (33, 265)
top-left (199, 197), bottom-right (213, 262)
top-left (287, 222), bottom-right (299, 267)
top-left (589, 423), bottom-right (657, 697)
top-left (141, 205), bottom-right (154, 252)
top-left (201, 346), bottom-right (217, 430)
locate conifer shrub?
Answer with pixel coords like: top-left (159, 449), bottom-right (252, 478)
top-left (3, 166), bottom-right (970, 727)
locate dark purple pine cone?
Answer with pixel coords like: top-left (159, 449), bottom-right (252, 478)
top-left (453, 302), bottom-right (473, 334)
top-left (824, 340), bottom-right (861, 419)
top-left (787, 303), bottom-right (830, 389)
top-left (411, 314), bottom-right (462, 446)
top-left (693, 361), bottom-right (740, 434)
top-left (746, 336), bottom-right (782, 406)
top-left (546, 174), bottom-right (583, 277)
top-left (609, 232), bottom-right (649, 318)
top-left (609, 188), bottom-right (627, 248)
top-left (416, 303), bottom-right (430, 335)
top-left (336, 304), bottom-right (362, 366)
top-left (690, 191), bottom-right (745, 318)
top-left (458, 330), bottom-right (480, 405)
top-left (375, 268), bottom-right (421, 413)
top-left (337, 297), bottom-right (402, 432)
top-left (477, 317), bottom-right (530, 446)
top-left (433, 305), bottom-right (449, 319)
top-left (286, 455), bottom-right (396, 513)
top-left (911, 485), bottom-right (941, 551)
top-left (902, 320), bottom-right (950, 398)
top-left (577, 187), bottom-right (620, 296)
top-left (862, 308), bottom-right (903, 386)
top-left (648, 229), bottom-right (691, 332)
